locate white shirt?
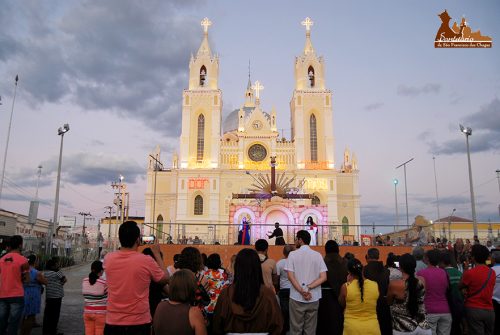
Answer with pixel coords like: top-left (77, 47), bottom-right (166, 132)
top-left (492, 265), bottom-right (500, 303)
top-left (276, 258), bottom-right (291, 290)
top-left (285, 245), bottom-right (327, 303)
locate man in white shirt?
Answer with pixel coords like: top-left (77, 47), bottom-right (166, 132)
top-left (285, 230), bottom-right (327, 335)
top-left (276, 244), bottom-right (295, 334)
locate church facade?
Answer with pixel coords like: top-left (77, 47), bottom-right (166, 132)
top-left (144, 18), bottom-right (360, 245)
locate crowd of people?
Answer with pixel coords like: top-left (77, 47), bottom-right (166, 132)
top-left (1, 223), bottom-right (500, 335)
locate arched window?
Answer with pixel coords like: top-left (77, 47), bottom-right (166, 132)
top-left (312, 196), bottom-right (320, 205)
top-left (194, 195), bottom-right (203, 215)
top-left (156, 214), bottom-right (164, 222)
top-left (308, 66), bottom-right (315, 88)
top-left (197, 114), bottom-right (205, 162)
top-left (200, 65), bottom-right (207, 86)
top-left (310, 114), bottom-right (317, 162)
top-left (342, 216), bottom-right (349, 236)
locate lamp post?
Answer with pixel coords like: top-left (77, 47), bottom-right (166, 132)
top-left (460, 124), bottom-right (477, 237)
top-left (393, 179), bottom-right (399, 232)
top-left (448, 208), bottom-right (456, 241)
top-left (49, 123), bottom-right (70, 252)
top-left (496, 169), bottom-right (500, 217)
top-left (396, 158), bottom-right (414, 228)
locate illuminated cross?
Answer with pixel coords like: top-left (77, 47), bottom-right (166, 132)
top-left (201, 17), bottom-right (212, 34)
top-left (252, 80), bottom-right (264, 99)
top-left (301, 17), bottom-right (314, 32)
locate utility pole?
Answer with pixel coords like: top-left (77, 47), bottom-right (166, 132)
top-left (104, 206), bottom-right (113, 245)
top-left (396, 158), bottom-right (414, 228)
top-left (149, 154), bottom-right (163, 234)
top-left (78, 212), bottom-right (92, 236)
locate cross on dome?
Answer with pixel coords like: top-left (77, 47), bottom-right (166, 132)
top-left (201, 17), bottom-right (212, 34)
top-left (252, 80), bottom-right (264, 99)
top-left (301, 17), bottom-right (314, 32)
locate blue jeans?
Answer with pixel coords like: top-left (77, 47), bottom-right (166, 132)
top-left (0, 296), bottom-right (24, 335)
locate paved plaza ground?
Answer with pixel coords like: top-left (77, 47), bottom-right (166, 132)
top-left (32, 262), bottom-right (89, 335)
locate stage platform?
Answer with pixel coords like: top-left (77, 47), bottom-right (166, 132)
top-left (144, 244), bottom-right (422, 267)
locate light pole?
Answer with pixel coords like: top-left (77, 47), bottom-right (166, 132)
top-left (393, 179), bottom-right (399, 232)
top-left (0, 75), bottom-right (19, 207)
top-left (460, 124), bottom-right (477, 237)
top-left (496, 169), bottom-right (500, 217)
top-left (448, 208), bottom-right (456, 241)
top-left (396, 158), bottom-right (414, 228)
top-left (432, 156), bottom-right (441, 223)
top-left (49, 123), bottom-right (70, 252)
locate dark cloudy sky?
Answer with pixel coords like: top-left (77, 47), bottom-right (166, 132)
top-left (0, 0), bottom-right (499, 233)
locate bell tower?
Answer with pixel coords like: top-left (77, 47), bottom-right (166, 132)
top-left (180, 18), bottom-right (222, 169)
top-left (290, 17), bottom-right (334, 169)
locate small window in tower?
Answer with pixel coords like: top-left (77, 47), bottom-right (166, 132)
top-left (197, 114), bottom-right (205, 162)
top-left (194, 195), bottom-right (203, 215)
top-left (185, 95), bottom-right (189, 105)
top-left (214, 95), bottom-right (218, 105)
top-left (200, 65), bottom-right (207, 87)
top-left (325, 95), bottom-right (330, 106)
top-left (297, 95), bottom-right (302, 105)
top-left (308, 66), bottom-right (315, 88)
top-left (310, 114), bottom-right (318, 162)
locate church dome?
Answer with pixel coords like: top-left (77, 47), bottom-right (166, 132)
top-left (223, 106), bottom-right (271, 133)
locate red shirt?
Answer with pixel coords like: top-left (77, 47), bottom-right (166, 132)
top-left (0, 252), bottom-right (28, 298)
top-left (462, 265), bottom-right (495, 310)
top-left (104, 250), bottom-right (165, 325)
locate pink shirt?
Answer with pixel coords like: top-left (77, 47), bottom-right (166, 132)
top-left (0, 252), bottom-right (28, 298)
top-left (104, 250), bottom-right (165, 325)
top-left (417, 266), bottom-right (450, 314)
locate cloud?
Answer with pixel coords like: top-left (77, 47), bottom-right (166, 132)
top-left (10, 152), bottom-right (144, 187)
top-left (364, 102), bottom-right (384, 111)
top-left (1, 192), bottom-right (72, 208)
top-left (397, 83), bottom-right (441, 97)
top-left (431, 98), bottom-right (500, 154)
top-left (0, 0), bottom-right (204, 135)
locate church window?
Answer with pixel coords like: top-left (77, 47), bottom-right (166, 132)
top-left (200, 65), bottom-right (207, 86)
top-left (308, 66), bottom-right (315, 88)
top-left (197, 114), bottom-right (205, 162)
top-left (194, 195), bottom-right (203, 215)
top-left (342, 216), bottom-right (349, 236)
top-left (312, 196), bottom-right (320, 205)
top-left (297, 95), bottom-right (302, 105)
top-left (185, 95), bottom-right (189, 105)
top-left (156, 215), bottom-right (164, 239)
top-left (326, 95), bottom-right (330, 106)
top-left (213, 179), bottom-right (217, 190)
top-left (214, 95), bottom-right (218, 105)
top-left (181, 179), bottom-right (185, 190)
top-left (310, 114), bottom-right (318, 162)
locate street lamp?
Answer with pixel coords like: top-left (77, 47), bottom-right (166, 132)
top-left (393, 179), bottom-right (399, 231)
top-left (448, 208), bottom-right (456, 241)
top-left (49, 123), bottom-right (70, 252)
top-left (396, 158), bottom-right (414, 228)
top-left (459, 124), bottom-right (477, 237)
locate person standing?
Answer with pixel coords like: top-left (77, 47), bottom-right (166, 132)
top-left (285, 230), bottom-right (327, 335)
top-left (267, 222), bottom-right (286, 245)
top-left (459, 244), bottom-right (495, 335)
top-left (317, 240), bottom-right (347, 335)
top-left (43, 258), bottom-right (67, 335)
top-left (64, 238), bottom-right (72, 257)
top-left (103, 221), bottom-right (168, 335)
top-left (304, 216), bottom-right (318, 246)
top-left (364, 248), bottom-right (391, 335)
top-left (20, 255), bottom-right (47, 335)
top-left (275, 244), bottom-right (294, 335)
top-left (416, 249), bottom-right (451, 335)
top-left (491, 250), bottom-right (500, 334)
top-left (82, 261), bottom-right (107, 335)
top-left (339, 258), bottom-right (381, 335)
top-left (255, 239), bottom-right (278, 291)
top-left (409, 225), bottom-right (427, 246)
top-left (239, 217), bottom-right (251, 245)
top-left (0, 235), bottom-right (29, 335)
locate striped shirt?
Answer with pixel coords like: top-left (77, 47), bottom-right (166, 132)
top-left (44, 270), bottom-right (65, 299)
top-left (82, 277), bottom-right (107, 314)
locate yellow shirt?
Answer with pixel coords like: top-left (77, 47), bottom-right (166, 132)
top-left (343, 279), bottom-right (381, 335)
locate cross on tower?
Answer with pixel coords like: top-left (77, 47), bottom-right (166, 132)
top-left (201, 17), bottom-right (212, 34)
top-left (301, 17), bottom-right (314, 32)
top-left (252, 80), bottom-right (264, 99)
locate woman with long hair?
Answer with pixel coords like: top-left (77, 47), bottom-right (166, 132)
top-left (82, 260), bottom-right (107, 335)
top-left (212, 248), bottom-right (282, 335)
top-left (386, 252), bottom-right (402, 281)
top-left (339, 258), bottom-right (380, 335)
top-left (387, 254), bottom-right (431, 335)
top-left (153, 269), bottom-right (207, 335)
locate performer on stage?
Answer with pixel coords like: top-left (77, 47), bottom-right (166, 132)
top-left (267, 222), bottom-right (286, 245)
top-left (305, 216), bottom-right (318, 246)
top-left (239, 217), bottom-right (251, 245)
